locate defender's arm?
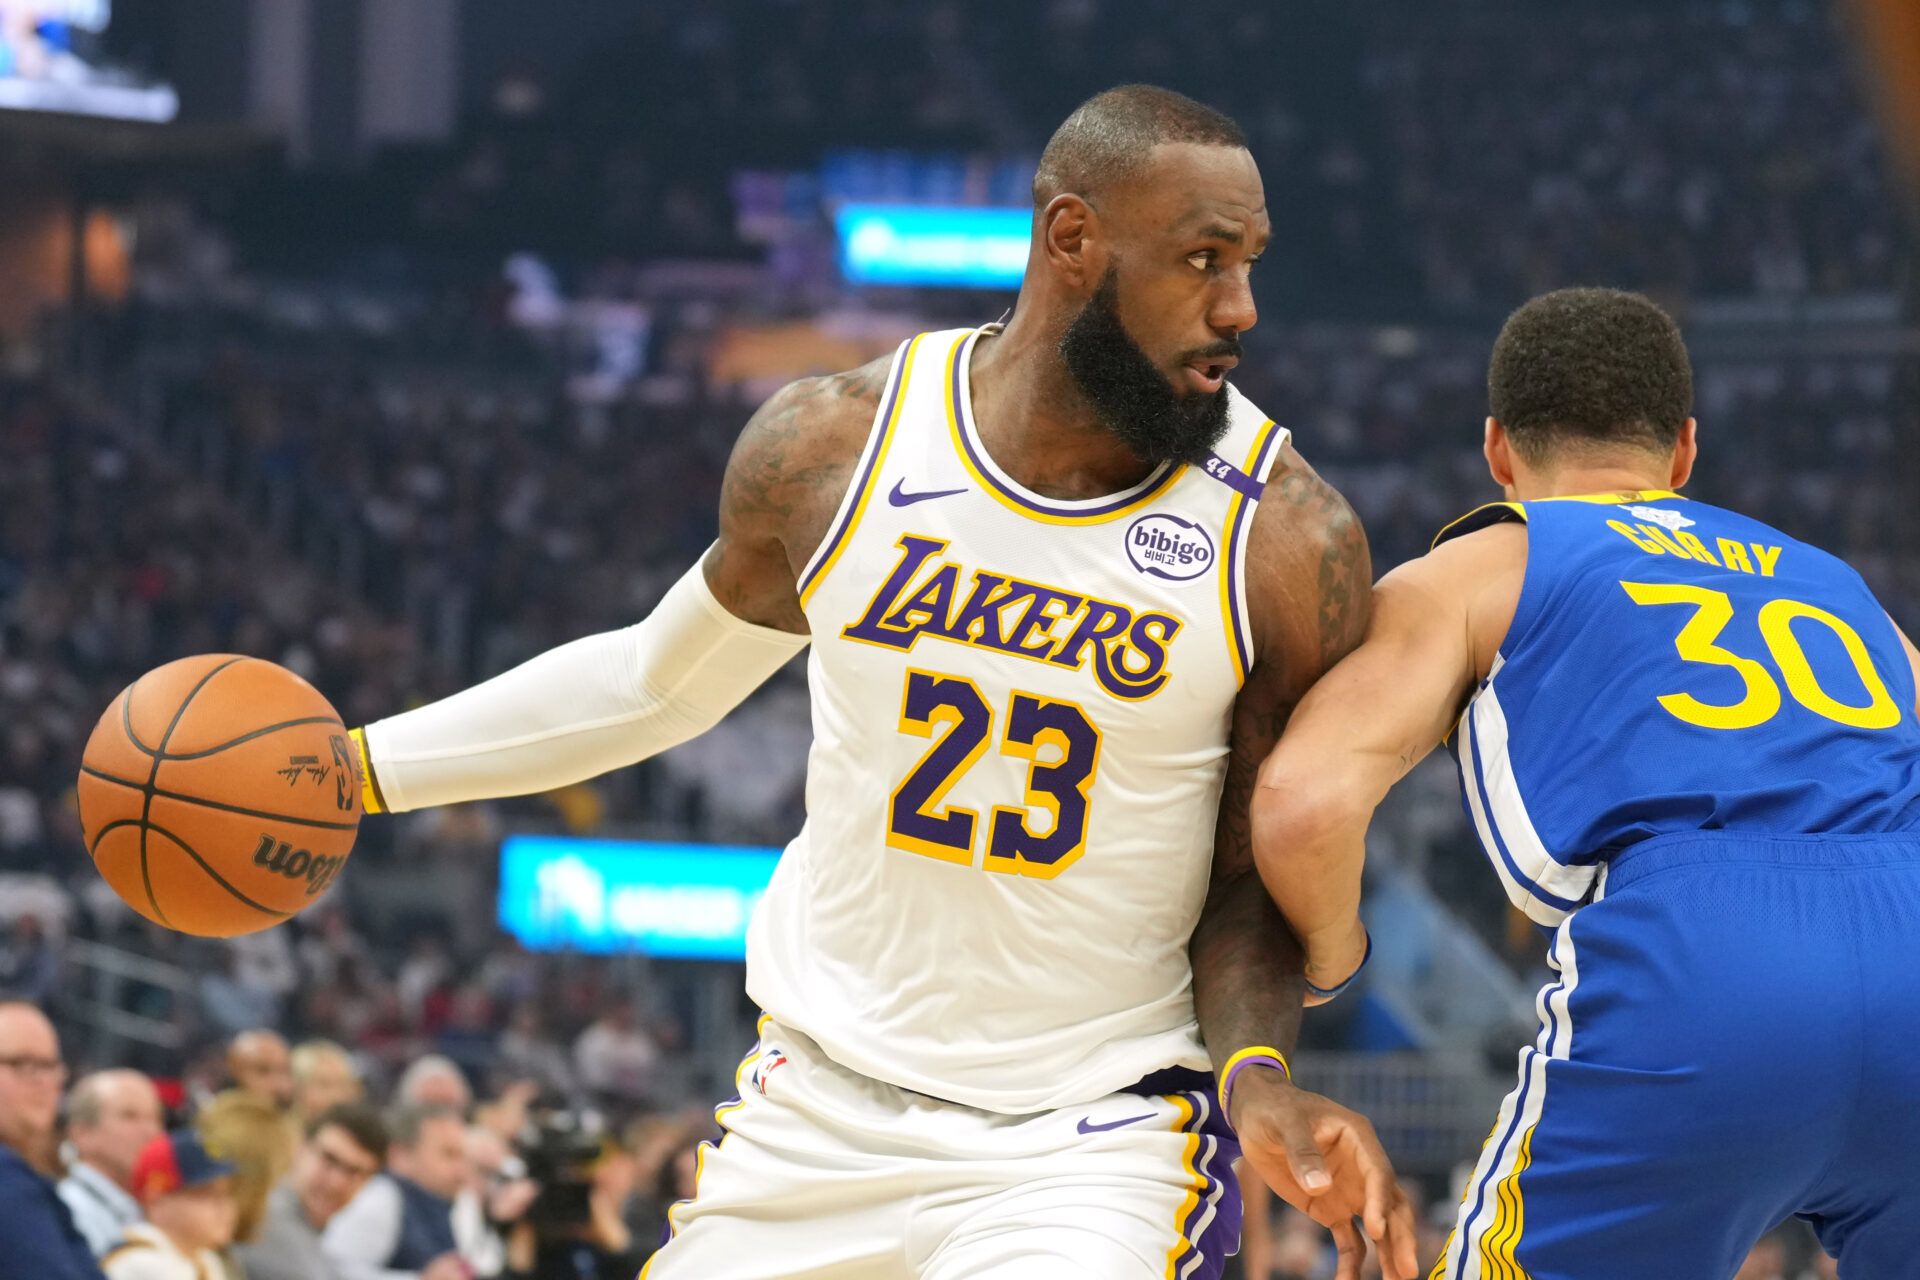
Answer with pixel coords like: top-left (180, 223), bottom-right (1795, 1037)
top-left (1188, 450), bottom-right (1417, 1280)
top-left (1191, 452), bottom-right (1370, 1083)
top-left (354, 367), bottom-right (885, 813)
top-left (1251, 523), bottom-right (1522, 996)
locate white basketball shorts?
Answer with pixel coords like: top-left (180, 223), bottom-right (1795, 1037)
top-left (639, 1016), bottom-right (1243, 1280)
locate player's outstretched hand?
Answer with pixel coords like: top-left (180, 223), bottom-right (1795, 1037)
top-left (1230, 1069), bottom-right (1420, 1280)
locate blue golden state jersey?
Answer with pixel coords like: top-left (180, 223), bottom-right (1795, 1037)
top-left (1437, 489), bottom-right (1920, 924)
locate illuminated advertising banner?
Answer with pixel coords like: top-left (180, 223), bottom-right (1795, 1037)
top-left (0, 2), bottom-right (178, 123)
top-left (497, 834), bottom-right (779, 960)
top-left (835, 204), bottom-right (1029, 289)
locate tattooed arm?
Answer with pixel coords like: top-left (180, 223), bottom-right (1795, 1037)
top-left (704, 356), bottom-right (896, 631)
top-left (350, 359), bottom-right (888, 811)
top-left (1189, 447), bottom-right (1419, 1280)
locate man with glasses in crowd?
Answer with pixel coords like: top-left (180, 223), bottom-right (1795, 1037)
top-left (236, 1103), bottom-right (390, 1280)
top-left (0, 999), bottom-right (107, 1279)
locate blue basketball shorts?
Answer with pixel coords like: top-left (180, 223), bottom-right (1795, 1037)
top-left (1433, 830), bottom-right (1920, 1280)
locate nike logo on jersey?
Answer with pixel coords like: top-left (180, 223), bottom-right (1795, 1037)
top-left (888, 480), bottom-right (968, 508)
top-left (1076, 1112), bottom-right (1157, 1134)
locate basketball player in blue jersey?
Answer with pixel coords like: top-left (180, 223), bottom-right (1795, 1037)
top-left (341, 85), bottom-right (1418, 1279)
top-left (1253, 286), bottom-right (1920, 1278)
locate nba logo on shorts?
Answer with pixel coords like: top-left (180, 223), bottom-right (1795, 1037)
top-left (751, 1049), bottom-right (789, 1095)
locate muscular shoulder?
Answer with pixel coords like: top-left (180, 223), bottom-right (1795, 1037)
top-left (707, 354), bottom-right (893, 627)
top-left (1242, 445), bottom-right (1371, 685)
top-left (1390, 520), bottom-right (1526, 678)
top-left (721, 356), bottom-right (892, 543)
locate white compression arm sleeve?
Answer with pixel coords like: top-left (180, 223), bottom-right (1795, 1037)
top-left (358, 557), bottom-right (809, 813)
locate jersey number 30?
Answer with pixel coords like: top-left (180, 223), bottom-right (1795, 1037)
top-left (887, 668), bottom-right (1102, 878)
top-left (1622, 581), bottom-right (1902, 731)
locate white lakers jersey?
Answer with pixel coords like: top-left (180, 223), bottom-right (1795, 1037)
top-left (746, 326), bottom-right (1290, 1114)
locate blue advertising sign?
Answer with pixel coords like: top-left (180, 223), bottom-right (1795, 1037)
top-left (835, 204), bottom-right (1030, 289)
top-left (497, 835), bottom-right (779, 960)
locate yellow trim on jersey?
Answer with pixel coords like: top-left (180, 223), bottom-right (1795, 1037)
top-left (943, 331), bottom-right (1185, 525)
top-left (1217, 418), bottom-right (1283, 686)
top-left (797, 334), bottom-right (923, 610)
top-left (1536, 488), bottom-right (1683, 505)
top-left (1434, 491), bottom-right (1684, 552)
top-left (1163, 1092), bottom-right (1204, 1278)
top-left (347, 727), bottom-right (384, 815)
top-left (650, 1013), bottom-right (772, 1265)
top-left (1477, 1120), bottom-right (1538, 1278)
top-left (1432, 501), bottom-right (1528, 551)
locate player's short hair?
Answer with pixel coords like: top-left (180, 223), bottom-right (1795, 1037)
top-left (1488, 287), bottom-right (1692, 463)
top-left (310, 1102), bottom-right (388, 1163)
top-left (1032, 84), bottom-right (1247, 208)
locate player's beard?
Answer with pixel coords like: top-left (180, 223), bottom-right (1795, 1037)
top-left (1059, 267), bottom-right (1234, 467)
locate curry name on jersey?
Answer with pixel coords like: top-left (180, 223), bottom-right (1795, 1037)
top-left (1439, 490), bottom-right (1920, 925)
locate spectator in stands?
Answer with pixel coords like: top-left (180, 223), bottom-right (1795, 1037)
top-left (290, 1041), bottom-right (364, 1130)
top-left (502, 1135), bottom-right (646, 1280)
top-left (102, 1132), bottom-right (238, 1280)
top-left (196, 1091), bottom-right (299, 1247)
top-left (227, 1031), bottom-right (295, 1110)
top-left (455, 1125), bottom-right (537, 1277)
top-left (322, 1103), bottom-right (470, 1280)
top-left (394, 1054), bottom-right (472, 1113)
top-left (0, 912), bottom-right (60, 1002)
top-left (234, 1103), bottom-right (388, 1280)
top-left (0, 1000), bottom-right (103, 1279)
top-left (494, 1005), bottom-right (575, 1099)
top-left (571, 1002), bottom-right (658, 1104)
top-left (59, 1070), bottom-right (165, 1256)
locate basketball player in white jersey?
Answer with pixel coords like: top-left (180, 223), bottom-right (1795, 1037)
top-left (345, 86), bottom-right (1417, 1279)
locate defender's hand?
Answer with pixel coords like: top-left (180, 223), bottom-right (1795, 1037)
top-left (1230, 1069), bottom-right (1419, 1280)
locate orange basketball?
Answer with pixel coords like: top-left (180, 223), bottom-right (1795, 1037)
top-left (76, 654), bottom-right (363, 937)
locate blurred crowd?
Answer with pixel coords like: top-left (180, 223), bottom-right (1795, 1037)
top-left (0, 996), bottom-right (1842, 1279)
top-left (248, 0), bottom-right (1904, 321)
top-left (1366, 2), bottom-right (1904, 309)
top-left (0, 998), bottom-right (723, 1280)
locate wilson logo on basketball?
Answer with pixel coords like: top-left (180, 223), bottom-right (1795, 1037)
top-left (250, 834), bottom-right (345, 897)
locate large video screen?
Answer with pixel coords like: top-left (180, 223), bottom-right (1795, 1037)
top-left (0, 1), bottom-right (177, 123)
top-left (497, 834), bottom-right (780, 961)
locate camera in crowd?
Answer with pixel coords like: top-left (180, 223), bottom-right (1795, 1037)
top-left (515, 1108), bottom-right (611, 1237)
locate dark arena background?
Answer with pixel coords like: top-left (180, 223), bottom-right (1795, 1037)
top-left (1, 2), bottom-right (1917, 1277)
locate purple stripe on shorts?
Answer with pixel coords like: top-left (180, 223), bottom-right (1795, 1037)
top-left (1174, 1091), bottom-right (1245, 1280)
